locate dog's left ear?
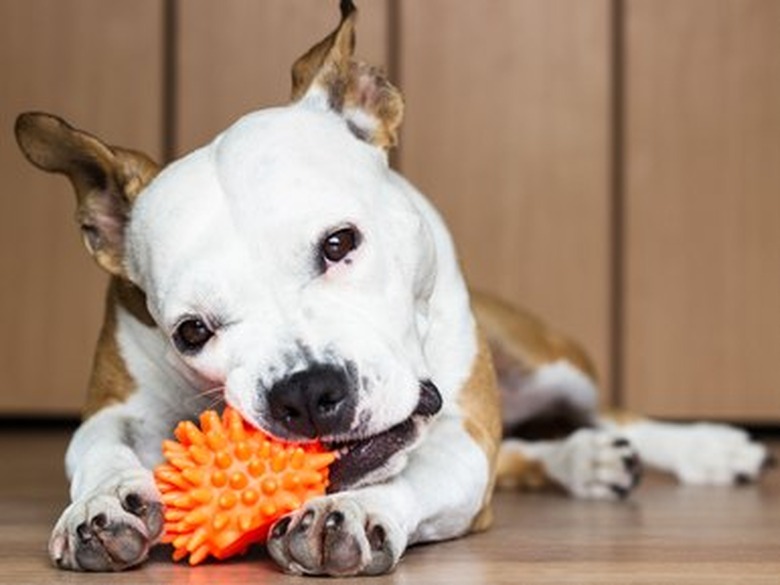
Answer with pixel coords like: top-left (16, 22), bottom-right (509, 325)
top-left (291, 0), bottom-right (403, 150)
top-left (15, 112), bottom-right (159, 277)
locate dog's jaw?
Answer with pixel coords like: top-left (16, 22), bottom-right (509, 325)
top-left (324, 380), bottom-right (443, 491)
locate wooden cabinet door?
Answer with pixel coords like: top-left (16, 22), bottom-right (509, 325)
top-left (398, 0), bottom-right (614, 398)
top-left (0, 0), bottom-right (163, 415)
top-left (175, 0), bottom-right (390, 156)
top-left (623, 0), bottom-right (780, 420)
top-left (4, 0), bottom-right (777, 422)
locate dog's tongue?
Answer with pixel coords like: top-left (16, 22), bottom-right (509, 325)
top-left (325, 381), bottom-right (442, 492)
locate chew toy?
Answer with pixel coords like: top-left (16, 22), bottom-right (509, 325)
top-left (154, 406), bottom-right (336, 565)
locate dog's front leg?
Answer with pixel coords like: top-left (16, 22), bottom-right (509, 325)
top-left (267, 416), bottom-right (490, 576)
top-left (49, 403), bottom-right (163, 571)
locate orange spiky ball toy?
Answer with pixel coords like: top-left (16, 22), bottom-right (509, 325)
top-left (154, 406), bottom-right (336, 565)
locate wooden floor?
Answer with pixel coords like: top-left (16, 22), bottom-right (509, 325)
top-left (1, 427), bottom-right (778, 585)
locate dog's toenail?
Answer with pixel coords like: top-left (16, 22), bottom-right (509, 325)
top-left (271, 517), bottom-right (292, 539)
top-left (622, 454), bottom-right (640, 472)
top-left (735, 473), bottom-right (753, 486)
top-left (324, 511), bottom-right (345, 530)
top-left (612, 438), bottom-right (631, 449)
top-left (369, 524), bottom-right (386, 550)
top-left (610, 484), bottom-right (630, 499)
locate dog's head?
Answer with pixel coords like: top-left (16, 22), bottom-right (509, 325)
top-left (15, 2), bottom-right (442, 490)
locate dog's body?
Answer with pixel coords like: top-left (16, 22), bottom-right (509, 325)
top-left (15, 3), bottom-right (771, 576)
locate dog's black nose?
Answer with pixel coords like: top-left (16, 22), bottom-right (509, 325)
top-left (267, 365), bottom-right (355, 439)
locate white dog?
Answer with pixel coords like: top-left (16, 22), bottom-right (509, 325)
top-left (15, 1), bottom-right (771, 576)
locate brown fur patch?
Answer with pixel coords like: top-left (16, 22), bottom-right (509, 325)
top-left (290, 2), bottom-right (356, 101)
top-left (82, 278), bottom-right (153, 418)
top-left (15, 112), bottom-right (160, 277)
top-left (457, 327), bottom-right (503, 533)
top-left (472, 290), bottom-right (598, 380)
top-left (15, 114), bottom-right (161, 419)
top-left (113, 278), bottom-right (155, 328)
top-left (289, 4), bottom-right (403, 150)
top-left (317, 61), bottom-right (404, 150)
top-left (343, 63), bottom-right (404, 150)
top-left (496, 446), bottom-right (551, 491)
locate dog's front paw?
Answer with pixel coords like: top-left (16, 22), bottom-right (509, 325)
top-left (49, 471), bottom-right (162, 571)
top-left (548, 428), bottom-right (642, 500)
top-left (667, 423), bottom-right (772, 485)
top-left (267, 495), bottom-right (403, 576)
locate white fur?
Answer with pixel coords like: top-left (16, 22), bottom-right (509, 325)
top-left (268, 416), bottom-right (489, 575)
top-left (502, 429), bottom-right (639, 500)
top-left (502, 359), bottom-right (598, 426)
top-left (125, 106), bottom-right (449, 441)
top-left (50, 302), bottom-right (217, 570)
top-left (55, 96), bottom-right (488, 574)
top-left (609, 419), bottom-right (769, 485)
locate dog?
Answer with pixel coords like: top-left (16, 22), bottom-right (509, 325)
top-left (15, 1), bottom-right (772, 576)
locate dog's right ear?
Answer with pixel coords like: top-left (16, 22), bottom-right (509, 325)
top-left (14, 112), bottom-right (160, 277)
top-left (290, 0), bottom-right (404, 151)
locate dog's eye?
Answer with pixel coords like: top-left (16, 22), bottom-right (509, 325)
top-left (321, 227), bottom-right (360, 264)
top-left (173, 318), bottom-right (213, 353)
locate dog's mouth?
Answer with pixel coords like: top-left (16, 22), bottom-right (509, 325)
top-left (323, 380), bottom-right (442, 492)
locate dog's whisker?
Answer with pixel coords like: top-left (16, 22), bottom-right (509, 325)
top-left (184, 385), bottom-right (226, 409)
top-left (197, 386), bottom-right (226, 398)
top-left (205, 393), bottom-right (226, 411)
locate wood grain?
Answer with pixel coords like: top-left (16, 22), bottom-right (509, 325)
top-left (175, 0), bottom-right (389, 155)
top-left (4, 0), bottom-right (779, 423)
top-left (0, 0), bottom-right (163, 415)
top-left (398, 0), bottom-right (613, 398)
top-left (623, 0), bottom-right (780, 420)
top-left (2, 428), bottom-right (778, 584)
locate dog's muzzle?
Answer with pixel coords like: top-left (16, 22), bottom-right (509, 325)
top-left (265, 365), bottom-right (442, 491)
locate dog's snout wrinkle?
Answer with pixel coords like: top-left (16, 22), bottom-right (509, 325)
top-left (267, 365), bottom-right (356, 439)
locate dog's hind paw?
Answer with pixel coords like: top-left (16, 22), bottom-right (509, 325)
top-left (658, 423), bottom-right (771, 486)
top-left (267, 494), bottom-right (403, 576)
top-left (49, 470), bottom-right (162, 571)
top-left (546, 428), bottom-right (642, 500)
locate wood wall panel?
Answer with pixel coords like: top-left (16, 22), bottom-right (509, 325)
top-left (623, 0), bottom-right (780, 420)
top-left (0, 0), bottom-right (163, 415)
top-left (398, 0), bottom-right (613, 397)
top-left (2, 0), bottom-right (778, 422)
top-left (175, 0), bottom-right (389, 156)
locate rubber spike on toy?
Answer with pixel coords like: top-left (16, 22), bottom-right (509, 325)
top-left (154, 406), bottom-right (336, 565)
